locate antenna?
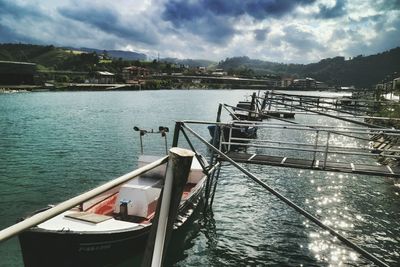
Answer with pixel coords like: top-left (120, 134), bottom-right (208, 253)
top-left (133, 126), bottom-right (169, 155)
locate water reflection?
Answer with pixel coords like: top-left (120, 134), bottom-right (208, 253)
top-left (303, 171), bottom-right (359, 266)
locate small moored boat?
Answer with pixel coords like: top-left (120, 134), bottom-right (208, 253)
top-left (18, 155), bottom-right (208, 267)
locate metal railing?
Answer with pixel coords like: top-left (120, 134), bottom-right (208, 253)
top-left (0, 156), bottom-right (168, 243)
top-left (178, 120), bottom-right (389, 267)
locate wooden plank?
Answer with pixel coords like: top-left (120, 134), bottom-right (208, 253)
top-left (65, 212), bottom-right (112, 224)
top-left (354, 164), bottom-right (391, 174)
top-left (252, 155), bottom-right (284, 164)
top-left (325, 162), bottom-right (353, 171)
top-left (284, 158), bottom-right (313, 167)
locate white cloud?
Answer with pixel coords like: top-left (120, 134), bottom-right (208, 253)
top-left (0, 0), bottom-right (399, 63)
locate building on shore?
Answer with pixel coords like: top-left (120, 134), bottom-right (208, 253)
top-left (0, 61), bottom-right (37, 85)
top-left (91, 71), bottom-right (115, 84)
top-left (122, 66), bottom-right (149, 83)
top-left (281, 77), bottom-right (293, 88)
top-left (376, 75), bottom-right (400, 92)
top-left (211, 69), bottom-right (228, 76)
top-left (291, 77), bottom-right (317, 89)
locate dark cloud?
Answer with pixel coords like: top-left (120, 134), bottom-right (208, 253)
top-left (0, 1), bottom-right (46, 44)
top-left (376, 0), bottom-right (400, 10)
top-left (0, 24), bottom-right (36, 43)
top-left (317, 0), bottom-right (346, 19)
top-left (254, 28), bottom-right (270, 41)
top-left (282, 25), bottom-right (324, 52)
top-left (162, 0), bottom-right (316, 43)
top-left (0, 0), bottom-right (46, 19)
top-left (163, 0), bottom-right (316, 23)
top-left (58, 6), bottom-right (159, 45)
top-left (352, 16), bottom-right (400, 55)
top-left (178, 15), bottom-right (237, 44)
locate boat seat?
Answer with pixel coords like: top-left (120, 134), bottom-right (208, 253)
top-left (114, 179), bottom-right (161, 218)
top-left (64, 212), bottom-right (112, 224)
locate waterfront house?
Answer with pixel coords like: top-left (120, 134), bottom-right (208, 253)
top-left (292, 77), bottom-right (317, 89)
top-left (122, 66), bottom-right (149, 83)
top-left (93, 71), bottom-right (115, 84)
top-left (211, 69), bottom-right (228, 76)
top-left (281, 77), bottom-right (293, 88)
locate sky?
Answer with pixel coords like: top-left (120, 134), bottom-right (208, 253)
top-left (0, 0), bottom-right (399, 63)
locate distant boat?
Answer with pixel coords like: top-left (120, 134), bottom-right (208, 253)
top-left (231, 101), bottom-right (262, 121)
top-left (18, 155), bottom-right (208, 266)
top-left (208, 124), bottom-right (257, 143)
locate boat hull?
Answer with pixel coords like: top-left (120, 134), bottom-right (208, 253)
top-left (19, 227), bottom-right (148, 267)
top-left (19, 181), bottom-right (205, 267)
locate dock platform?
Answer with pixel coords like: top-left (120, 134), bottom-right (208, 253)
top-left (221, 152), bottom-right (400, 178)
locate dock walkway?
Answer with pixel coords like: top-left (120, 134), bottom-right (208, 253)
top-left (221, 152), bottom-right (400, 178)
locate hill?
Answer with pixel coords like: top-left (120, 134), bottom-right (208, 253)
top-left (218, 47), bottom-right (400, 88)
top-left (76, 47), bottom-right (146, 61)
top-left (0, 44), bottom-right (74, 69)
top-left (161, 58), bottom-right (216, 68)
top-left (1, 43), bottom-right (399, 88)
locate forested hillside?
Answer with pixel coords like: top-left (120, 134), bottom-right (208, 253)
top-left (218, 47), bottom-right (400, 87)
top-left (1, 43), bottom-right (399, 88)
top-left (0, 44), bottom-right (140, 72)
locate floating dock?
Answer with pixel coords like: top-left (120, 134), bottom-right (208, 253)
top-left (222, 152), bottom-right (400, 178)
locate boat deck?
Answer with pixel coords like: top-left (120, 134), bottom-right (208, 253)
top-left (220, 152), bottom-right (400, 178)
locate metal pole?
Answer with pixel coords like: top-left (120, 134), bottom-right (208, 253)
top-left (222, 104), bottom-right (240, 120)
top-left (268, 93), bottom-right (272, 111)
top-left (248, 92), bottom-right (256, 120)
top-left (228, 126), bottom-right (233, 151)
top-left (172, 121), bottom-right (181, 147)
top-left (0, 156), bottom-right (168, 243)
top-left (181, 123), bottom-right (389, 267)
top-left (312, 130), bottom-right (319, 164)
top-left (140, 134), bottom-right (144, 154)
top-left (216, 103), bottom-right (222, 123)
top-left (142, 148), bottom-right (194, 267)
top-left (209, 164), bottom-right (222, 209)
top-left (164, 135), bottom-right (168, 155)
top-left (261, 91), bottom-right (268, 110)
top-left (323, 132), bottom-right (330, 169)
top-left (269, 98), bottom-right (384, 129)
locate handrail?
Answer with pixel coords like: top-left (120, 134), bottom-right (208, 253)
top-left (182, 119), bottom-right (400, 133)
top-left (221, 141), bottom-right (400, 159)
top-left (229, 137), bottom-right (400, 153)
top-left (181, 122), bottom-right (389, 267)
top-left (0, 156), bottom-right (169, 242)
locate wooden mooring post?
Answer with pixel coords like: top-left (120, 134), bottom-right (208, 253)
top-left (142, 147), bottom-right (194, 267)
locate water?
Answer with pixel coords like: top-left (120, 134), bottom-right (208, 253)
top-left (0, 90), bottom-right (399, 266)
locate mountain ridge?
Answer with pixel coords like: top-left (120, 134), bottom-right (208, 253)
top-left (0, 43), bottom-right (399, 87)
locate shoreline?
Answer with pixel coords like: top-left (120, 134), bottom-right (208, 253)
top-left (0, 83), bottom-right (355, 93)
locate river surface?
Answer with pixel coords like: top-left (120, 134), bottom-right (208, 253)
top-left (0, 90), bottom-right (399, 266)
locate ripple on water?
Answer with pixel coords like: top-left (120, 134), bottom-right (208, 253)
top-left (1, 91), bottom-right (400, 267)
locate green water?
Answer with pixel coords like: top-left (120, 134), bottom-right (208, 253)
top-left (0, 90), bottom-right (399, 266)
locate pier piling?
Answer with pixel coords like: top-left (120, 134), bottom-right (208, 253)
top-left (142, 147), bottom-right (194, 267)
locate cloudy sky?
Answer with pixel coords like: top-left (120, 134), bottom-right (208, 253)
top-left (0, 0), bottom-right (399, 63)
